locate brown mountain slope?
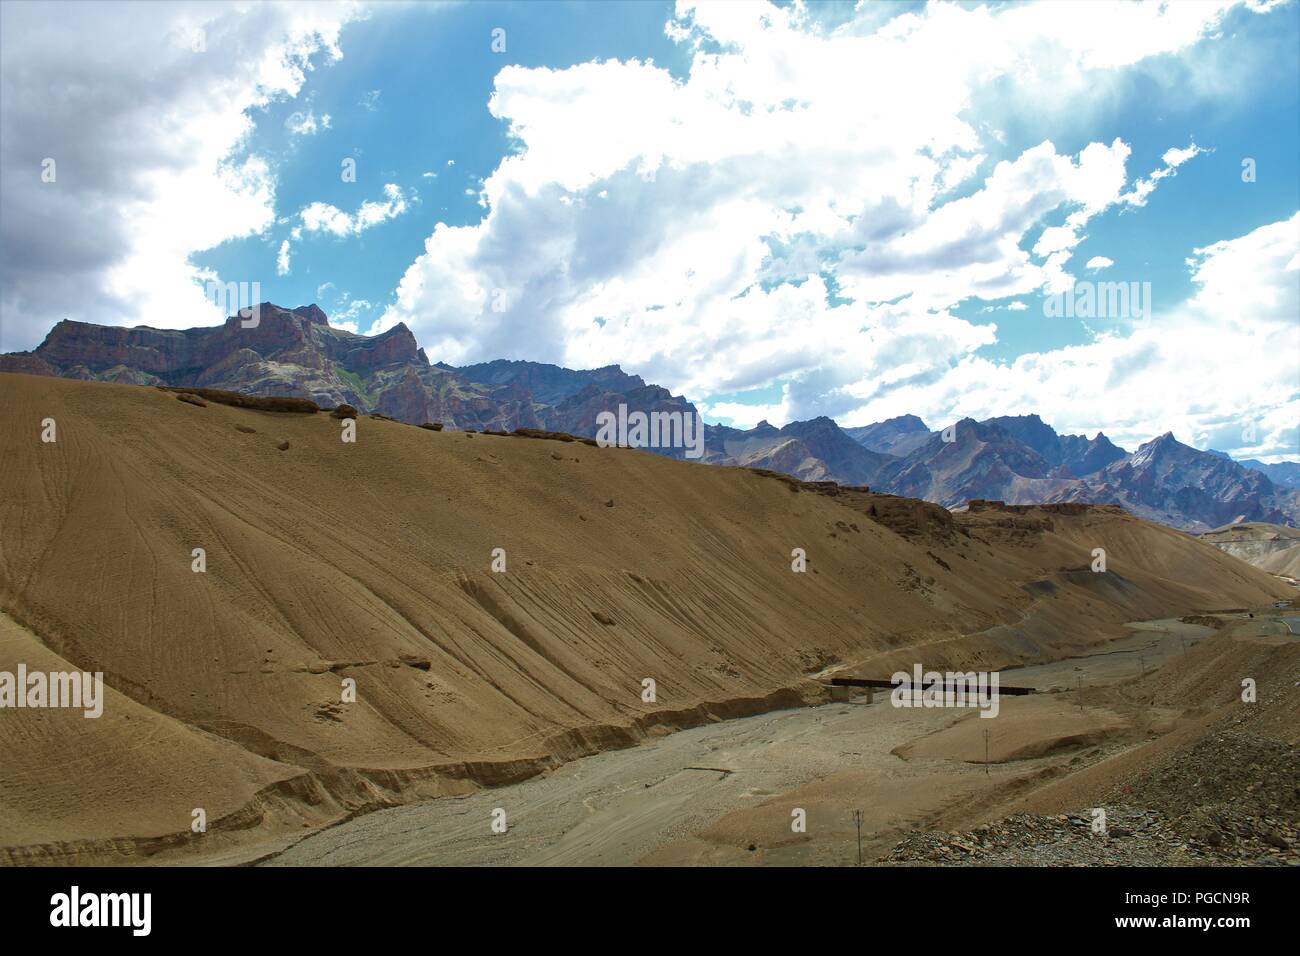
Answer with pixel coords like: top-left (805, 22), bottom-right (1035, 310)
top-left (1200, 522), bottom-right (1300, 582)
top-left (0, 373), bottom-right (1289, 862)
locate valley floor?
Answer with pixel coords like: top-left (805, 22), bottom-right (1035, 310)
top-left (261, 611), bottom-right (1298, 867)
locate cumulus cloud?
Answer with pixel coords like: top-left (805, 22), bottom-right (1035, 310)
top-left (858, 214), bottom-right (1300, 459)
top-left (1120, 141), bottom-right (1207, 208)
top-left (278, 184), bottom-right (409, 267)
top-left (1086, 256), bottom-right (1115, 271)
top-left (377, 0), bottom-right (1268, 428)
top-left (705, 387), bottom-right (792, 430)
top-left (310, 285), bottom-right (373, 334)
top-left (0, 0), bottom-right (364, 351)
top-left (290, 183), bottom-right (408, 239)
top-left (329, 295), bottom-right (374, 334)
top-left (276, 180), bottom-right (408, 283)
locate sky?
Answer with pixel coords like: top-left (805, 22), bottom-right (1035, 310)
top-left (1, 0), bottom-right (1298, 461)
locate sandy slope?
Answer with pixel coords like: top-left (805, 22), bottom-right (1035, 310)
top-left (0, 372), bottom-right (1289, 863)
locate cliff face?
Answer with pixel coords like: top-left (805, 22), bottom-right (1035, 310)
top-left (1199, 522), bottom-right (1300, 581)
top-left (0, 303), bottom-right (711, 437)
top-left (1, 304), bottom-right (594, 432)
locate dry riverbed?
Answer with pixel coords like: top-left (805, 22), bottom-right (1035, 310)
top-left (265, 617), bottom-right (1232, 866)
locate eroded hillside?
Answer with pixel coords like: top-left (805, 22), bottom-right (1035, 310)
top-left (0, 372), bottom-right (1289, 863)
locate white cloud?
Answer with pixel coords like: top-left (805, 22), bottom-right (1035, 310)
top-left (284, 183), bottom-right (409, 267)
top-left (0, 0), bottom-right (365, 350)
top-left (1085, 256), bottom-right (1114, 271)
top-left (860, 214), bottom-right (1300, 457)
top-left (1122, 141), bottom-right (1207, 207)
top-left (1162, 143), bottom-right (1204, 168)
top-left (298, 203), bottom-right (354, 237)
top-left (356, 184), bottom-right (409, 228)
top-left (705, 387), bottom-right (791, 429)
top-left (330, 296), bottom-right (373, 334)
top-left (276, 239), bottom-right (291, 276)
top-left (379, 0), bottom-right (1266, 424)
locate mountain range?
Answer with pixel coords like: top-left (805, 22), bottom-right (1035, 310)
top-left (3, 302), bottom-right (1297, 533)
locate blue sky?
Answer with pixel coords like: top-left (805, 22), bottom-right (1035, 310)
top-left (199, 1), bottom-right (691, 328)
top-left (2, 0), bottom-right (1298, 459)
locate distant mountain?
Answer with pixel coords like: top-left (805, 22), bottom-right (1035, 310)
top-left (979, 414), bottom-right (1126, 477)
top-left (0, 304), bottom-right (700, 439)
top-left (839, 415), bottom-right (1298, 531)
top-left (1068, 433), bottom-right (1300, 531)
top-left (842, 414), bottom-right (932, 457)
top-left (706, 416), bottom-right (895, 483)
top-left (4, 304), bottom-right (1297, 532)
top-left (450, 358), bottom-right (643, 406)
top-left (867, 417), bottom-right (1080, 507)
top-left (443, 357), bottom-right (703, 457)
top-left (1238, 458), bottom-right (1300, 490)
top-left (0, 303), bottom-right (536, 429)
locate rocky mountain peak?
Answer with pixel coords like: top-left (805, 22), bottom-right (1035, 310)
top-left (1131, 431), bottom-right (1183, 465)
top-left (291, 304), bottom-right (330, 325)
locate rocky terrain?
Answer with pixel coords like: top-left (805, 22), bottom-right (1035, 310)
top-left (0, 304), bottom-right (642, 434)
top-left (886, 733), bottom-right (1299, 867)
top-left (883, 601), bottom-right (1300, 868)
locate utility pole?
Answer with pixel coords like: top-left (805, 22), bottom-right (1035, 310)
top-left (852, 809), bottom-right (863, 866)
top-left (984, 728), bottom-right (990, 775)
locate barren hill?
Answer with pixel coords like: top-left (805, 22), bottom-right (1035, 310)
top-left (0, 372), bottom-right (1289, 863)
top-left (1200, 522), bottom-right (1300, 582)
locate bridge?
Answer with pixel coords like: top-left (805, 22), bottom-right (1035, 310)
top-left (827, 676), bottom-right (1037, 702)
